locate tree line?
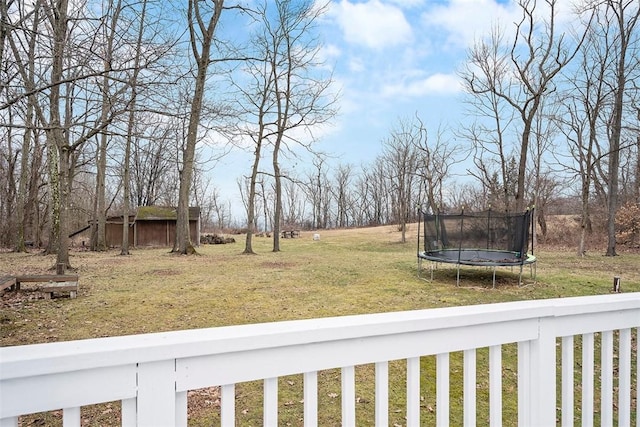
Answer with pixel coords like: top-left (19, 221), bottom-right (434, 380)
top-left (1, 0), bottom-right (638, 263)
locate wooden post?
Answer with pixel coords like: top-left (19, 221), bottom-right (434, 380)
top-left (613, 276), bottom-right (621, 293)
top-left (56, 263), bottom-right (65, 275)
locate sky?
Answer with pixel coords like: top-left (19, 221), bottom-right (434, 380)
top-left (212, 0), bottom-right (539, 219)
top-left (316, 0), bottom-right (521, 160)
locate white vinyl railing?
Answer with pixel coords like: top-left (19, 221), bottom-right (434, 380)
top-left (1, 293), bottom-right (638, 427)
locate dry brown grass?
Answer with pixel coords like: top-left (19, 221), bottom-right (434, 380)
top-left (1, 223), bottom-right (638, 426)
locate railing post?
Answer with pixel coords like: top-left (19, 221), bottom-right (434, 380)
top-left (519, 317), bottom-right (556, 426)
top-left (137, 360), bottom-right (177, 426)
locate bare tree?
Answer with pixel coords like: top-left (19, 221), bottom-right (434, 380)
top-left (235, 53), bottom-right (273, 253)
top-left (555, 15), bottom-right (611, 255)
top-left (131, 120), bottom-right (177, 207)
top-left (120, 0), bottom-right (151, 255)
top-left (333, 163), bottom-right (353, 228)
top-left (600, 0), bottom-right (639, 256)
top-left (92, 0), bottom-right (126, 252)
top-left (412, 117), bottom-right (463, 213)
top-left (462, 0), bottom-right (585, 213)
top-left (460, 24), bottom-right (515, 211)
top-left (245, 0), bottom-right (336, 251)
top-left (173, 0), bottom-right (224, 255)
top-left (382, 117), bottom-right (420, 243)
top-left (4, 0), bottom-right (140, 266)
top-left (303, 154), bottom-right (332, 229)
top-left (12, 0), bottom-right (43, 252)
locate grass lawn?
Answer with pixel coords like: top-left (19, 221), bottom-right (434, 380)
top-left (1, 223), bottom-right (639, 426)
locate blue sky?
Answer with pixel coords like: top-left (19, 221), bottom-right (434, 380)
top-left (212, 0), bottom-right (555, 219)
top-left (311, 0), bottom-right (526, 159)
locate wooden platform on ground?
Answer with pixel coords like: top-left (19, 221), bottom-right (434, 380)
top-left (0, 276), bottom-right (16, 291)
top-left (2, 274), bottom-right (79, 299)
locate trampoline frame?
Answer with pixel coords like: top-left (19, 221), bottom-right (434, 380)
top-left (417, 208), bottom-right (537, 287)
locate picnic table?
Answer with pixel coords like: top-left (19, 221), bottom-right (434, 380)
top-left (280, 230), bottom-right (300, 238)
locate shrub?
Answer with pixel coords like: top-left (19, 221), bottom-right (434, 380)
top-left (616, 202), bottom-right (640, 246)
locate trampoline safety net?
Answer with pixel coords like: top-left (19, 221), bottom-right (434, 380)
top-left (421, 209), bottom-right (533, 264)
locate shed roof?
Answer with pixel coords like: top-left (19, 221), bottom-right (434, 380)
top-left (135, 206), bottom-right (200, 221)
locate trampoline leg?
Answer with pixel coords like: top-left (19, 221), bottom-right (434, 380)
top-left (492, 267), bottom-right (496, 288)
top-left (518, 265), bottom-right (524, 286)
top-left (456, 265), bottom-right (460, 287)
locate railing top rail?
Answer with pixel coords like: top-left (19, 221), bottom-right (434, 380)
top-left (1, 293), bottom-right (638, 381)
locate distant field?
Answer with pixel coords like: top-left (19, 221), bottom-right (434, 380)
top-left (1, 223), bottom-right (638, 425)
top-left (2, 221), bottom-right (638, 344)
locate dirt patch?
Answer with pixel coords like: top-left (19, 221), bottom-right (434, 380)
top-left (188, 387), bottom-right (221, 419)
top-left (149, 269), bottom-right (180, 276)
top-left (259, 261), bottom-right (297, 269)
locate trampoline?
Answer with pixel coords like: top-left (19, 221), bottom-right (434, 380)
top-left (417, 208), bottom-right (536, 287)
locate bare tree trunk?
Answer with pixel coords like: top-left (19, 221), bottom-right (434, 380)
top-left (244, 145), bottom-right (262, 254)
top-left (45, 0), bottom-right (70, 267)
top-left (57, 146), bottom-right (72, 268)
top-left (26, 135), bottom-right (43, 247)
top-left (93, 2), bottom-right (120, 253)
top-left (633, 108), bottom-right (640, 204)
top-left (14, 0), bottom-right (41, 252)
top-left (122, 0), bottom-right (148, 255)
top-left (45, 133), bottom-right (60, 255)
top-left (605, 0), bottom-right (638, 256)
top-left (174, 0), bottom-right (224, 255)
top-left (272, 151), bottom-right (282, 252)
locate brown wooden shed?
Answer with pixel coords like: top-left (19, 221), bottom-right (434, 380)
top-left (104, 206), bottom-right (200, 248)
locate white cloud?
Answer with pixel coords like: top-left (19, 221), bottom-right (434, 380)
top-left (348, 57), bottom-right (365, 73)
top-left (330, 0), bottom-right (413, 49)
top-left (319, 43), bottom-right (342, 61)
top-left (382, 73), bottom-right (462, 97)
top-left (421, 0), bottom-right (520, 49)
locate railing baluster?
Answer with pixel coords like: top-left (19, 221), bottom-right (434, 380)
top-left (406, 357), bottom-right (420, 427)
top-left (517, 340), bottom-right (530, 426)
top-left (582, 333), bottom-right (594, 427)
top-left (618, 328), bottom-right (631, 427)
top-left (601, 330), bottom-right (614, 427)
top-left (561, 336), bottom-right (574, 427)
top-left (264, 377), bottom-right (278, 426)
top-left (489, 345), bottom-right (501, 427)
top-left (375, 361), bottom-right (389, 427)
top-left (62, 406), bottom-right (80, 427)
top-left (342, 366), bottom-right (356, 426)
top-left (437, 353), bottom-right (449, 427)
top-left (463, 349), bottom-right (476, 427)
top-left (221, 384), bottom-right (235, 427)
top-left (303, 371), bottom-right (318, 427)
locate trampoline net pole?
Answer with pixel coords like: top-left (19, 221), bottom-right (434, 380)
top-left (417, 208), bottom-right (422, 260)
top-left (487, 208), bottom-right (491, 250)
top-left (458, 210), bottom-right (464, 265)
top-left (530, 207), bottom-right (535, 256)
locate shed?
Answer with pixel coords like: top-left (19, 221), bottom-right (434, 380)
top-left (104, 206), bottom-right (200, 248)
